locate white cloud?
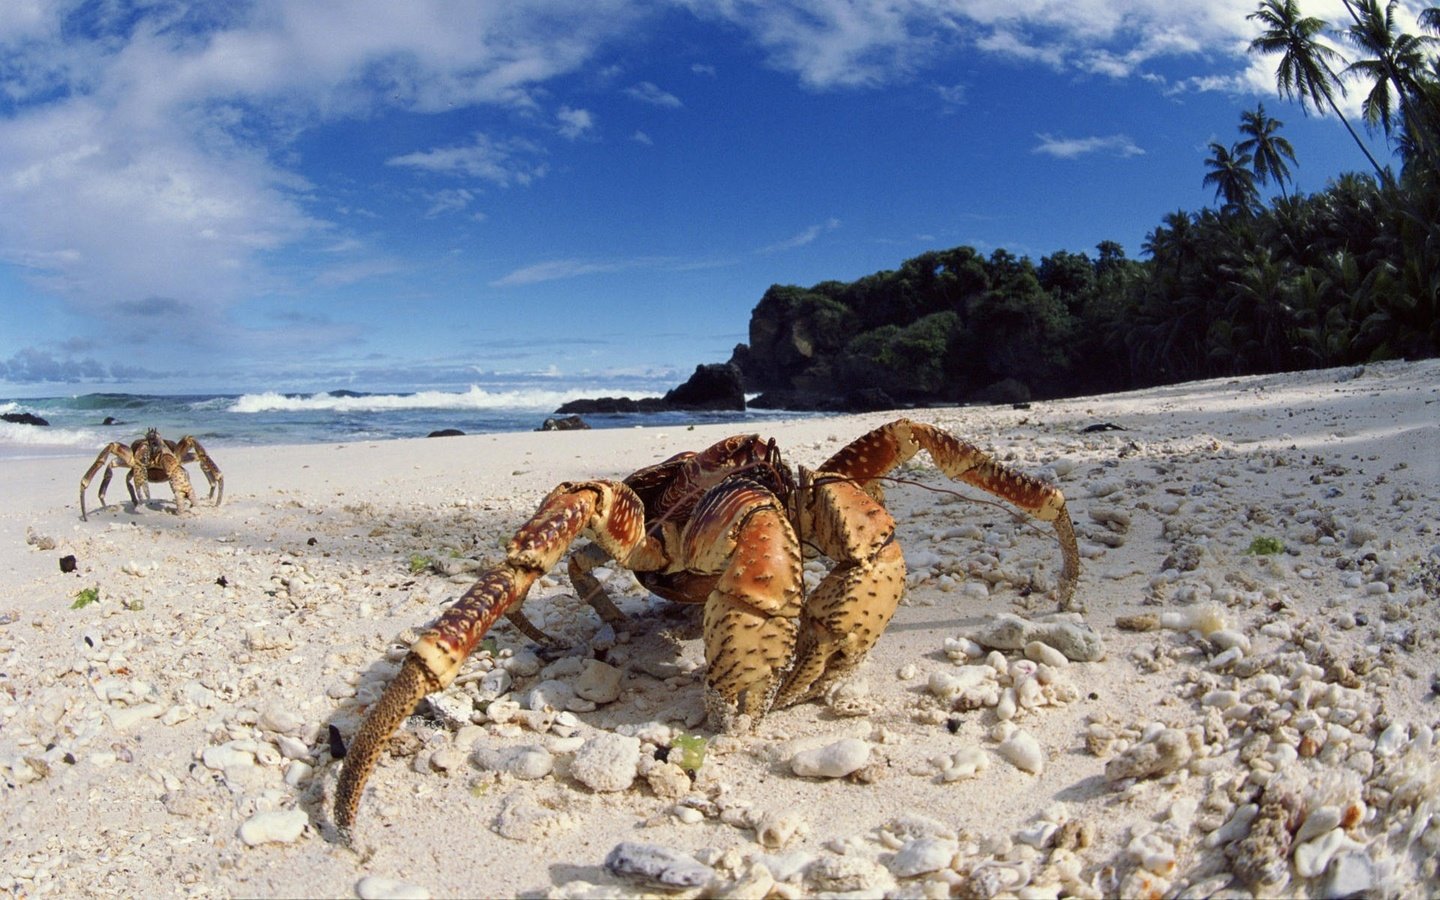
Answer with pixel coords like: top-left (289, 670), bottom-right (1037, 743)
top-left (0, 0), bottom-right (646, 347)
top-left (1033, 133), bottom-right (1145, 159)
top-left (631, 130), bottom-right (654, 145)
top-left (760, 218), bottom-right (841, 253)
top-left (421, 187), bottom-right (478, 217)
top-left (556, 105), bottom-right (596, 139)
top-left (386, 133), bottom-right (548, 186)
top-left (624, 80), bottom-right (683, 107)
top-left (680, 0), bottom-right (1341, 90)
top-left (491, 257), bottom-right (651, 286)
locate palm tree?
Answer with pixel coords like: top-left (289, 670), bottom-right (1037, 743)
top-left (1204, 142), bottom-right (1261, 213)
top-left (1340, 1), bottom-right (1432, 133)
top-left (1236, 103), bottom-right (1299, 199)
top-left (1247, 0), bottom-right (1389, 180)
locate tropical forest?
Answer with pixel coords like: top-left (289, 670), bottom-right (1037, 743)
top-left (731, 0), bottom-right (1440, 409)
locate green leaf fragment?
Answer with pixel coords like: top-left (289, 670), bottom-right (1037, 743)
top-left (669, 733), bottom-right (708, 773)
top-left (1246, 536), bottom-right (1284, 555)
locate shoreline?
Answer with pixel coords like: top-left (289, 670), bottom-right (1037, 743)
top-left (2, 360), bottom-right (1438, 897)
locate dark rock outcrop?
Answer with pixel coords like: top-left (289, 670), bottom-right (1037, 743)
top-left (659, 363), bottom-right (744, 411)
top-left (538, 415), bottom-right (591, 431)
top-left (2, 412), bottom-right (49, 427)
top-left (556, 363), bottom-right (745, 415)
top-left (427, 428), bottom-right (465, 438)
top-left (748, 387), bottom-right (902, 413)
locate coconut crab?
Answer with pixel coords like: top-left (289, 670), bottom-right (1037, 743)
top-left (333, 418), bottom-right (1080, 835)
top-left (79, 428), bottom-right (224, 521)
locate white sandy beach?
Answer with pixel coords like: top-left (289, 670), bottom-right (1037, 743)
top-left (2, 360), bottom-right (1439, 899)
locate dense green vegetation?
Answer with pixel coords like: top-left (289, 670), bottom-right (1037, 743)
top-left (741, 1), bottom-right (1439, 405)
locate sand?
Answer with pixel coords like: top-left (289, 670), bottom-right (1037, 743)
top-left (1, 360), bottom-right (1438, 899)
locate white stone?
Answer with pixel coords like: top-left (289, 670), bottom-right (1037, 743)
top-left (275, 734), bottom-right (311, 761)
top-left (201, 743), bottom-right (255, 773)
top-left (887, 837), bottom-right (958, 878)
top-left (1024, 641), bottom-right (1068, 668)
top-left (998, 730), bottom-right (1044, 774)
top-left (474, 744), bottom-right (554, 780)
top-left (108, 703), bottom-right (166, 730)
top-left (238, 809), bottom-right (308, 846)
top-left (1374, 721), bottom-right (1407, 757)
top-left (573, 659), bottom-right (623, 704)
top-left (790, 738), bottom-right (870, 779)
top-left (283, 761), bottom-right (313, 787)
top-left (356, 876), bottom-right (433, 900)
top-left (1293, 828), bottom-right (1361, 879)
top-left (526, 679), bottom-right (576, 711)
top-left (570, 733), bottom-right (641, 792)
top-left (939, 747), bottom-right (989, 782)
top-left (258, 706), bottom-right (305, 736)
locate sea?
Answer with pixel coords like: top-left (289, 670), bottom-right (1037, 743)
top-left (0, 384), bottom-right (805, 460)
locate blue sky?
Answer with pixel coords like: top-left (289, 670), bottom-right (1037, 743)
top-left (0, 0), bottom-right (1417, 395)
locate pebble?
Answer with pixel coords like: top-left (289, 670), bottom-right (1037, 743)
top-left (1293, 827), bottom-right (1362, 878)
top-left (572, 659), bottom-right (623, 703)
top-left (1105, 729), bottom-right (1192, 781)
top-left (998, 730), bottom-right (1044, 774)
top-left (790, 738), bottom-right (870, 778)
top-left (1374, 721), bottom-right (1407, 757)
top-left (472, 743), bottom-right (550, 777)
top-left (569, 733), bottom-right (640, 792)
top-left (238, 809), bottom-right (307, 846)
top-left (603, 842), bottom-right (713, 891)
top-left (1323, 852), bottom-right (1376, 897)
top-left (971, 614), bottom-right (1104, 662)
top-left (887, 837), bottom-right (958, 878)
top-left (1024, 641), bottom-right (1068, 668)
top-left (355, 876), bottom-right (432, 900)
top-left (938, 747), bottom-right (989, 781)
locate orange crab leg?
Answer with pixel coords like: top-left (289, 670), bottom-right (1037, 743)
top-left (819, 418), bottom-right (1080, 606)
top-left (174, 436), bottom-right (225, 506)
top-left (79, 442), bottom-right (136, 521)
top-left (334, 479), bottom-right (666, 837)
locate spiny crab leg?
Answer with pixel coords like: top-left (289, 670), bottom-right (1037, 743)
top-left (819, 418), bottom-right (1081, 607)
top-left (79, 443), bottom-right (137, 521)
top-left (333, 480), bottom-right (665, 838)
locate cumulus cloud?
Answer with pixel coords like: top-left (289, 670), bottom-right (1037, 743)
top-left (1033, 133), bottom-right (1146, 159)
top-left (0, 1), bottom-right (646, 340)
top-left (682, 0), bottom-right (1291, 89)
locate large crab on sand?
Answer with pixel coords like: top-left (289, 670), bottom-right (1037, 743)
top-left (79, 428), bottom-right (223, 521)
top-left (334, 418), bottom-right (1080, 835)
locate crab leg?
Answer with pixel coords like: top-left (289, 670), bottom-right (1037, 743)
top-left (79, 443), bottom-right (135, 521)
top-left (777, 473), bottom-right (906, 708)
top-left (334, 480), bottom-right (666, 837)
top-left (684, 475), bottom-right (805, 730)
top-left (175, 436), bottom-right (225, 505)
top-left (152, 447), bottom-right (196, 515)
top-left (820, 418), bottom-right (1081, 606)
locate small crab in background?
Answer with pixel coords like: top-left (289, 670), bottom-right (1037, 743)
top-left (79, 428), bottom-right (223, 520)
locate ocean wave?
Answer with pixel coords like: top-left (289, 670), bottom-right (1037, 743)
top-left (228, 384), bottom-right (658, 414)
top-left (0, 421), bottom-right (105, 451)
